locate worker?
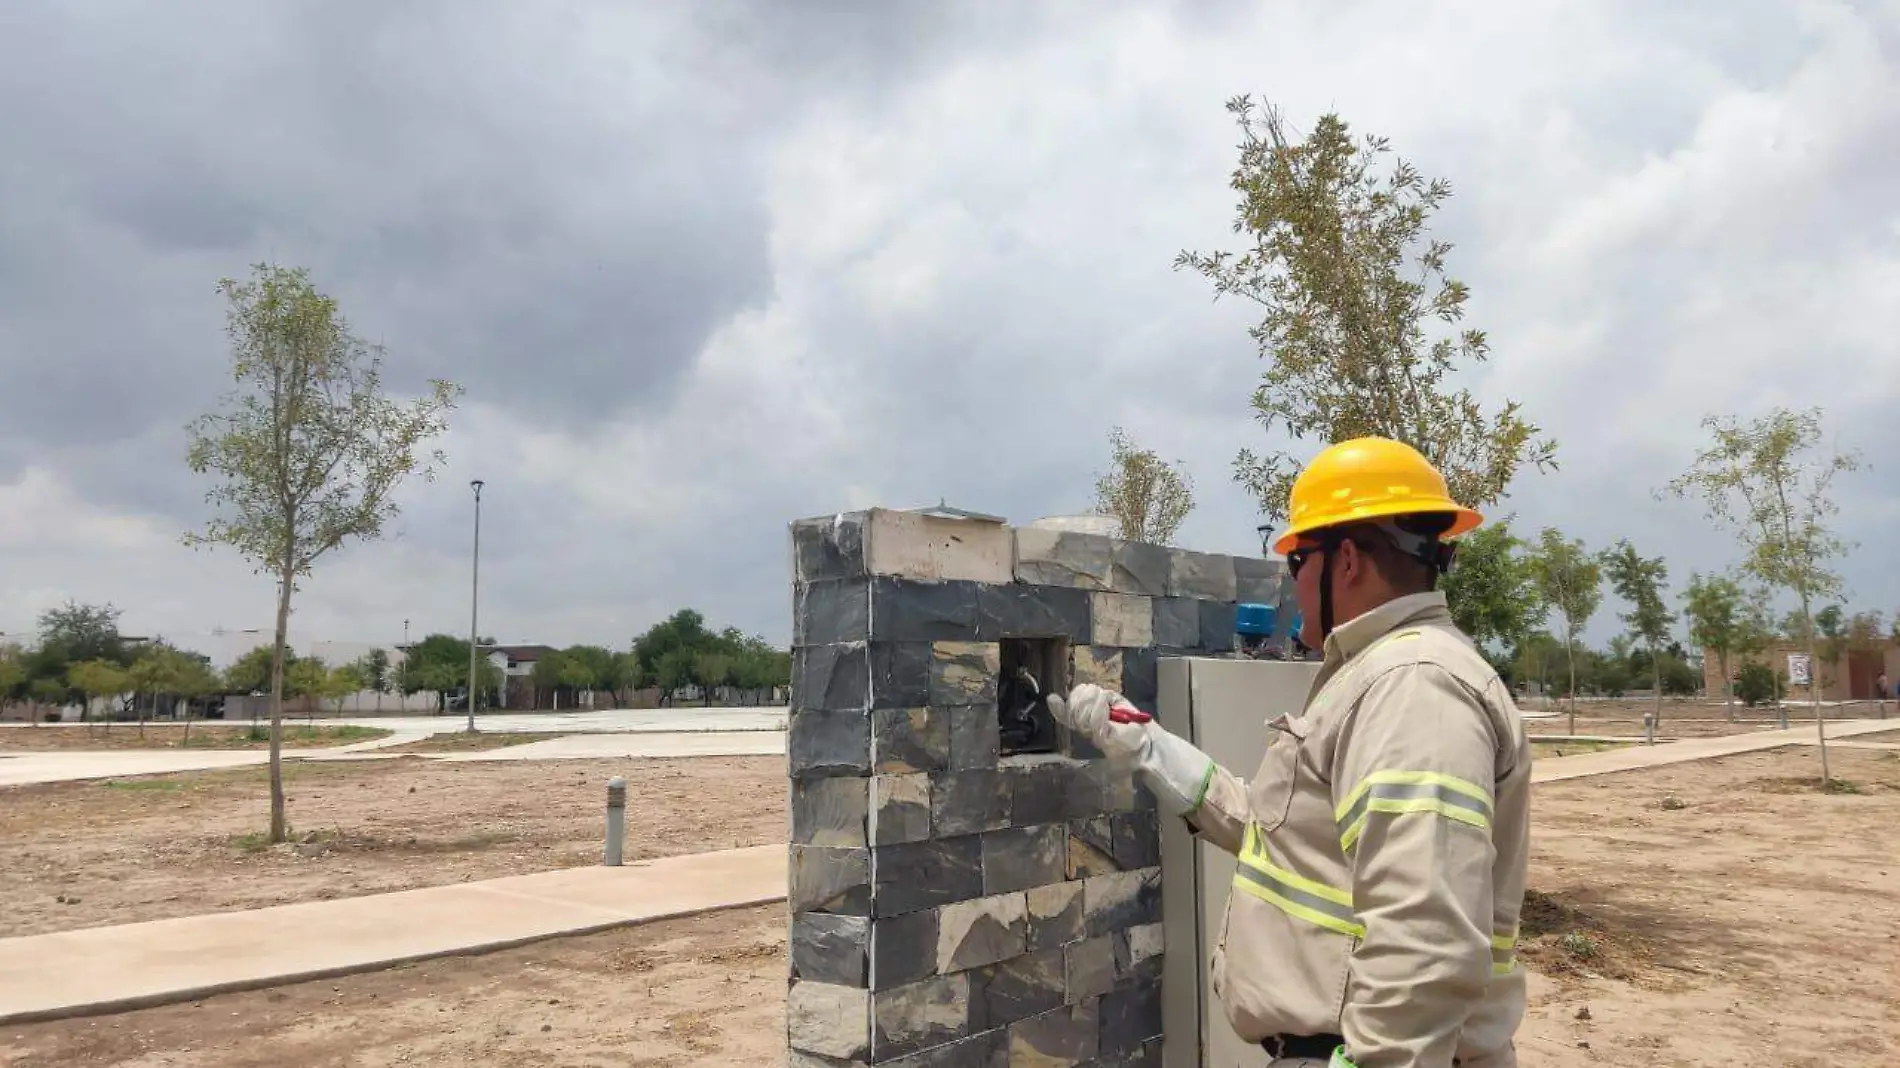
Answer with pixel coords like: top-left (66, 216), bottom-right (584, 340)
top-left (1048, 437), bottom-right (1531, 1068)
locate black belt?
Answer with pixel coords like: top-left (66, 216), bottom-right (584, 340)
top-left (1262, 1033), bottom-right (1345, 1060)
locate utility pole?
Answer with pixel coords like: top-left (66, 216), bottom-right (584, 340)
top-left (467, 479), bottom-right (484, 733)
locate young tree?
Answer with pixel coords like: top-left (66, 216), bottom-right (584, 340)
top-left (0, 644), bottom-right (25, 721)
top-left (1682, 572), bottom-right (1745, 711)
top-left (1092, 427), bottom-right (1195, 545)
top-left (66, 660), bottom-right (129, 733)
top-left (1662, 406), bottom-right (1863, 784)
top-left (1439, 519), bottom-right (1543, 660)
top-left (1600, 540), bottom-right (1672, 726)
top-left (1175, 98), bottom-right (1557, 523)
top-left (350, 649), bottom-right (392, 712)
top-left (185, 263), bottom-right (460, 843)
top-left (323, 663), bottom-right (365, 719)
top-left (1526, 528), bottom-right (1602, 733)
top-left (531, 649), bottom-right (570, 709)
top-left (287, 657), bottom-right (328, 726)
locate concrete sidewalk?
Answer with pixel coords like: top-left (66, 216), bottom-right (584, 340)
top-left (0, 845), bottom-right (786, 1025)
top-left (1532, 718), bottom-right (1895, 783)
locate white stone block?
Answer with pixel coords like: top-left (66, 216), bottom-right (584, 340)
top-left (863, 508), bottom-right (1014, 584)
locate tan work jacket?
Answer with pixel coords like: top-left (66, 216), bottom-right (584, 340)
top-left (1190, 592), bottom-right (1531, 1068)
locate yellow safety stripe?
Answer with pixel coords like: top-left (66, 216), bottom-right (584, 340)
top-left (1491, 928), bottom-right (1518, 976)
top-left (1235, 824), bottom-right (1365, 938)
top-left (1236, 826), bottom-right (1521, 977)
top-left (1335, 770), bottom-right (1494, 853)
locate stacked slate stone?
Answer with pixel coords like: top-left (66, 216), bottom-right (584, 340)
top-left (786, 509), bottom-right (1288, 1067)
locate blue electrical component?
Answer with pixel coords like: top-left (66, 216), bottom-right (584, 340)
top-left (1235, 603), bottom-right (1276, 637)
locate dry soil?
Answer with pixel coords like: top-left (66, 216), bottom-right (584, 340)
top-left (0, 724), bottom-right (389, 752)
top-left (0, 755), bottom-right (784, 937)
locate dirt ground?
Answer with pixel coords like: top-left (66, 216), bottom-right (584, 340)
top-left (1521, 698), bottom-right (1896, 739)
top-left (0, 755), bottom-right (784, 937)
top-left (0, 724), bottom-right (389, 751)
top-left (6, 745), bottom-right (1896, 1066)
top-left (0, 906), bottom-right (789, 1068)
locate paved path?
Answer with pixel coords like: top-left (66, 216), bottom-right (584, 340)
top-left (0, 845), bottom-right (787, 1025)
top-left (1531, 718), bottom-right (1895, 783)
top-left (333, 707), bottom-right (788, 735)
top-left (430, 731), bottom-right (786, 761)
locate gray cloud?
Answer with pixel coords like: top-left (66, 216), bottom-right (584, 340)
top-left (3, 0), bottom-right (1898, 655)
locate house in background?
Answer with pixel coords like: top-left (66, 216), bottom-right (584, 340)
top-left (1703, 638), bottom-right (1900, 703)
top-left (483, 644), bottom-right (558, 710)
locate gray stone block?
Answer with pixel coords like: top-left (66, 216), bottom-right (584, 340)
top-left (1014, 528), bottom-right (1114, 589)
top-left (1003, 757), bottom-right (1077, 826)
top-left (793, 912), bottom-right (870, 987)
top-left (1071, 811), bottom-right (1160, 871)
top-left (877, 1027), bottom-right (1008, 1068)
top-left (1150, 597), bottom-right (1201, 648)
top-left (1083, 867), bottom-right (1162, 937)
top-left (973, 945), bottom-right (1065, 1029)
top-left (1199, 599), bottom-right (1238, 653)
top-left (1065, 935), bottom-right (1117, 1002)
top-left (788, 978), bottom-right (871, 1061)
top-left (1100, 1036), bottom-right (1164, 1068)
top-left (947, 705), bottom-right (1000, 772)
top-left (1097, 983), bottom-right (1163, 1057)
top-left (1167, 549), bottom-right (1237, 601)
top-left (1089, 593), bottom-right (1152, 647)
top-left (873, 836), bottom-right (983, 917)
top-left (1119, 647), bottom-right (1157, 711)
top-left (872, 774), bottom-right (932, 846)
top-left (1066, 819), bottom-right (1117, 879)
top-left (1026, 880), bottom-right (1085, 950)
top-left (874, 708), bottom-right (951, 774)
top-left (1069, 646), bottom-right (1122, 688)
top-left (870, 642), bottom-right (932, 709)
top-left (975, 584), bottom-right (1091, 642)
top-left (870, 577), bottom-right (982, 642)
top-left (1233, 555), bottom-right (1284, 604)
top-left (796, 578), bottom-right (872, 647)
top-left (1113, 923), bottom-right (1164, 987)
top-left (791, 845), bottom-right (871, 916)
top-left (1108, 540), bottom-right (1170, 597)
top-left (981, 825), bottom-right (1066, 895)
top-left (931, 770), bottom-right (1008, 836)
top-left (872, 908), bottom-right (939, 990)
top-left (928, 642), bottom-right (1000, 705)
top-left (790, 709), bottom-right (871, 778)
top-left (872, 973), bottom-right (972, 1061)
top-left (793, 513), bottom-right (869, 583)
top-left (1069, 758), bottom-right (1141, 817)
top-left (793, 776), bottom-right (869, 848)
top-left (936, 892), bottom-right (1027, 973)
top-left (795, 643), bottom-right (870, 711)
top-left (786, 1050), bottom-right (858, 1068)
top-left (1008, 1000), bottom-right (1099, 1065)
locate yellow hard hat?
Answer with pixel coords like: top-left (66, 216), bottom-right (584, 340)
top-left (1270, 437), bottom-right (1483, 555)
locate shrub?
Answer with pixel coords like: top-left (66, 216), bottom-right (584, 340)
top-left (1735, 662), bottom-right (1784, 707)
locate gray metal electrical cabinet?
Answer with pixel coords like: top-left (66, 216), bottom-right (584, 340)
top-left (1155, 656), bottom-right (1323, 1068)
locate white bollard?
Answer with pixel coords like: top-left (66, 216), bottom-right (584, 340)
top-left (1643, 712), bottom-right (1656, 746)
top-left (604, 776), bottom-right (627, 866)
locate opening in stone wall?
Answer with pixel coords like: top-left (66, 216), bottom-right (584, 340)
top-left (998, 637), bottom-right (1068, 756)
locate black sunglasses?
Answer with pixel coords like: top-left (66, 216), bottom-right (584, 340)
top-left (1285, 544), bottom-right (1323, 578)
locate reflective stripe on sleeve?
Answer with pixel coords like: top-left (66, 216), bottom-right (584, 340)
top-left (1334, 770), bottom-right (1494, 853)
top-left (1328, 1046), bottom-right (1358, 1068)
top-left (1491, 928), bottom-right (1518, 976)
top-left (1234, 823), bottom-right (1365, 939)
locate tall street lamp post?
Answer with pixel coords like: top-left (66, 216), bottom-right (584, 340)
top-left (467, 479), bottom-right (484, 733)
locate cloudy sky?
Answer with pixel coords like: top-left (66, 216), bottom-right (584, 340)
top-left (3, 0), bottom-right (1897, 664)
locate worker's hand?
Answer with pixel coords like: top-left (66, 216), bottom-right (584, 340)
top-left (1046, 684), bottom-right (1151, 762)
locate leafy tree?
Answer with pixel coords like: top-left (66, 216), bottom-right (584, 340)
top-left (184, 263), bottom-right (461, 843)
top-left (67, 660), bottom-right (129, 732)
top-left (29, 677), bottom-right (67, 720)
top-left (225, 644), bottom-right (290, 695)
top-left (322, 663), bottom-right (365, 719)
top-left (1526, 528), bottom-right (1602, 733)
top-left (1661, 406), bottom-right (1863, 783)
top-left (1439, 519), bottom-right (1542, 658)
top-left (1813, 605), bottom-right (1848, 692)
top-left (1683, 572), bottom-right (1745, 709)
top-left (530, 650), bottom-right (569, 708)
top-left (654, 647), bottom-right (695, 703)
top-left (129, 644), bottom-right (191, 736)
top-left (1600, 540), bottom-right (1672, 724)
top-left (1511, 630), bottom-right (1563, 706)
top-left (1174, 97), bottom-right (1556, 523)
top-left (350, 649), bottom-right (392, 712)
top-left (1735, 662), bottom-right (1784, 708)
top-left (561, 645), bottom-right (617, 704)
top-left (399, 634), bottom-right (501, 710)
top-left (0, 644), bottom-right (25, 719)
top-left (694, 651), bottom-right (736, 704)
top-left (1092, 427), bottom-right (1194, 545)
top-left (38, 601), bottom-right (131, 666)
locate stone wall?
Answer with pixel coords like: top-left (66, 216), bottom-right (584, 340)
top-left (785, 509), bottom-right (1289, 1067)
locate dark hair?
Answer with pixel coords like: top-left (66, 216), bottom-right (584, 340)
top-left (1338, 520), bottom-right (1442, 593)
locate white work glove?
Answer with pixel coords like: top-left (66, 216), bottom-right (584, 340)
top-left (1046, 683), bottom-right (1217, 816)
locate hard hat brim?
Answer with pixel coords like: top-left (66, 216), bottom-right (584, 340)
top-left (1271, 502), bottom-right (1483, 556)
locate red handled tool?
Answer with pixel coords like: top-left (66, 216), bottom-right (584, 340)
top-left (1107, 700), bottom-right (1152, 725)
